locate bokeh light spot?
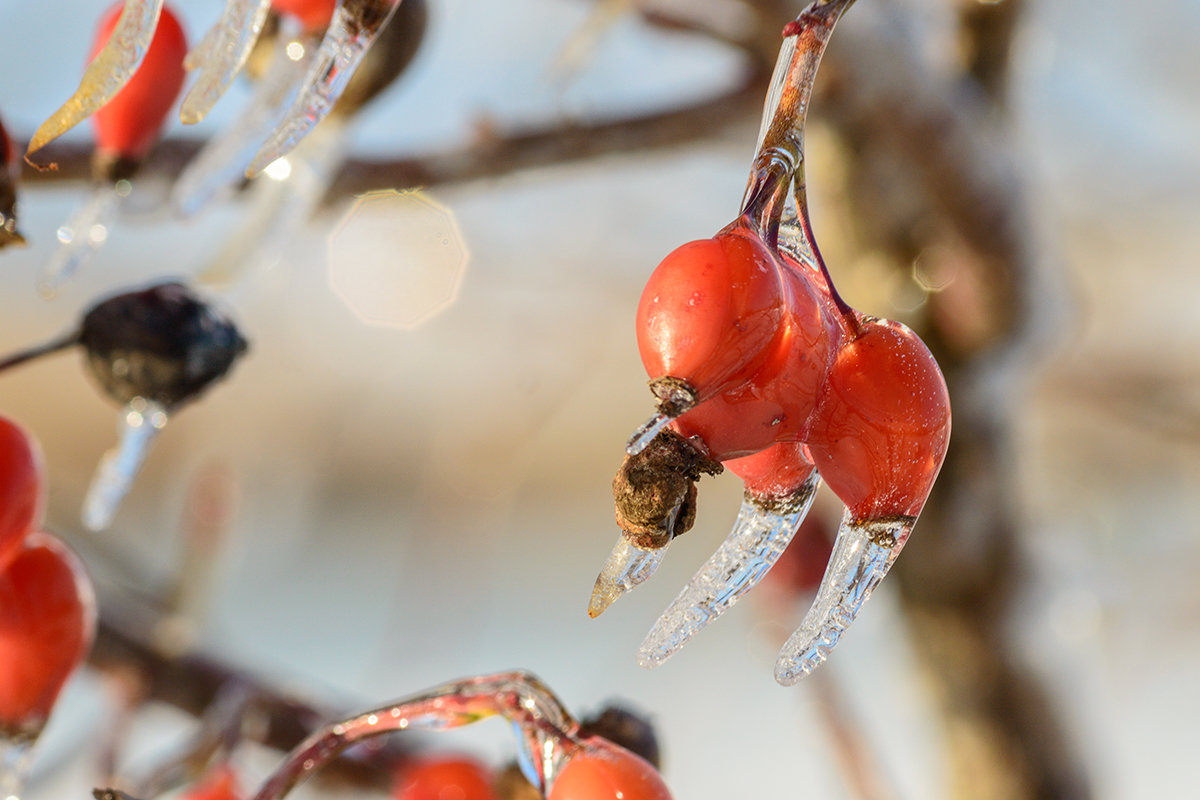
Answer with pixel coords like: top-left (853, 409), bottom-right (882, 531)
top-left (326, 190), bottom-right (469, 329)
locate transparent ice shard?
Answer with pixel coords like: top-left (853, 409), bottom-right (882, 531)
top-left (83, 398), bottom-right (169, 531)
top-left (172, 32), bottom-right (318, 218)
top-left (0, 734), bottom-right (37, 800)
top-left (196, 115), bottom-right (346, 283)
top-left (245, 0), bottom-right (402, 176)
top-left (774, 511), bottom-right (914, 684)
top-left (179, 0), bottom-right (273, 124)
top-left (638, 472), bottom-right (820, 668)
top-left (249, 672), bottom-right (579, 800)
top-left (39, 185), bottom-right (124, 297)
top-left (27, 0), bottom-right (165, 155)
top-left (588, 536), bottom-right (666, 619)
top-left (625, 412), bottom-right (673, 456)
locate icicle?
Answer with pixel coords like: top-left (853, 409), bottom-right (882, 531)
top-left (588, 537), bottom-right (667, 619)
top-left (638, 472), bottom-right (820, 668)
top-left (245, 0), bottom-right (402, 176)
top-left (249, 672), bottom-right (579, 800)
top-left (26, 0), bottom-right (165, 156)
top-left (625, 413), bottom-right (674, 457)
top-left (82, 398), bottom-right (169, 531)
top-left (774, 511), bottom-right (914, 684)
top-left (197, 115), bottom-right (347, 283)
top-left (39, 184), bottom-right (126, 297)
top-left (179, 0), bottom-right (274, 124)
top-left (0, 733), bottom-right (37, 800)
top-left (172, 32), bottom-right (319, 218)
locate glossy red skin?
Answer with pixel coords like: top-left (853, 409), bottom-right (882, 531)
top-left (548, 740), bottom-right (672, 800)
top-left (90, 2), bottom-right (188, 159)
top-left (723, 441), bottom-right (815, 499)
top-left (637, 225), bottom-right (787, 405)
top-left (181, 764), bottom-right (241, 800)
top-left (670, 260), bottom-right (839, 462)
top-left (0, 416), bottom-right (43, 572)
top-left (393, 757), bottom-right (495, 800)
top-left (0, 532), bottom-right (96, 732)
top-left (272, 0), bottom-right (337, 31)
top-left (805, 318), bottom-right (950, 519)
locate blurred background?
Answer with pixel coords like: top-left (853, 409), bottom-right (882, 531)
top-left (0, 0), bottom-right (1197, 797)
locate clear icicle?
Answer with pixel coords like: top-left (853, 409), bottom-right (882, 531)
top-left (249, 672), bottom-right (579, 800)
top-left (637, 473), bottom-right (821, 668)
top-left (625, 412), bottom-right (673, 456)
top-left (184, 18), bottom-right (220, 71)
top-left (179, 0), bottom-right (273, 124)
top-left (27, 0), bottom-right (165, 155)
top-left (0, 734), bottom-right (37, 800)
top-left (245, 0), bottom-right (402, 176)
top-left (39, 185), bottom-right (125, 297)
top-left (172, 32), bottom-right (319, 218)
top-left (82, 398), bottom-right (169, 531)
top-left (774, 511), bottom-right (914, 684)
top-left (196, 115), bottom-right (346, 283)
top-left (588, 537), bottom-right (666, 619)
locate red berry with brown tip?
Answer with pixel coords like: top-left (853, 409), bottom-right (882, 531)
top-left (805, 317), bottom-right (950, 520)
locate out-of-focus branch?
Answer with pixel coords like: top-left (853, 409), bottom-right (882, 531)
top-left (17, 63), bottom-right (767, 203)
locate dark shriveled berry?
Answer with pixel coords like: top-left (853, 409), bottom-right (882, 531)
top-left (79, 282), bottom-right (248, 409)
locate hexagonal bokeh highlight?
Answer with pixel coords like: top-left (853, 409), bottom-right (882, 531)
top-left (327, 190), bottom-right (468, 329)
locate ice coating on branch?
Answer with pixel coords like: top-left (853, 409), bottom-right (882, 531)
top-left (179, 0), bottom-right (273, 124)
top-left (245, 0), bottom-right (401, 176)
top-left (40, 186), bottom-right (124, 297)
top-left (173, 33), bottom-right (318, 217)
top-left (27, 0), bottom-right (165, 155)
top-left (82, 398), bottom-right (169, 531)
top-left (588, 537), bottom-right (666, 618)
top-left (774, 512), bottom-right (913, 683)
top-left (637, 472), bottom-right (820, 668)
top-left (249, 672), bottom-right (579, 800)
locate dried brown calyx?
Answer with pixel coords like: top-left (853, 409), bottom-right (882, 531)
top-left (613, 429), bottom-right (722, 549)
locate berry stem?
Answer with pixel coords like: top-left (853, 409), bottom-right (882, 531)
top-left (0, 330), bottom-right (80, 374)
top-left (744, 0), bottom-right (861, 332)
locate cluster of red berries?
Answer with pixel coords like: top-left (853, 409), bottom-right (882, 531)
top-left (0, 415), bottom-right (96, 737)
top-left (637, 216), bottom-right (951, 523)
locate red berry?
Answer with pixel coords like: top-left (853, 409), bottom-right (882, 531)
top-left (0, 532), bottom-right (96, 732)
top-left (180, 764), bottom-right (242, 800)
top-left (90, 2), bottom-right (188, 160)
top-left (0, 416), bottom-right (43, 571)
top-left (636, 225), bottom-right (787, 406)
top-left (271, 0), bottom-right (338, 32)
top-left (805, 318), bottom-right (950, 519)
top-left (393, 756), bottom-right (496, 800)
top-left (548, 740), bottom-right (672, 800)
top-left (723, 441), bottom-right (815, 500)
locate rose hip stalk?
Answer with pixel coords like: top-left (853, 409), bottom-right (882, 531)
top-left (0, 282), bottom-right (248, 530)
top-left (39, 2), bottom-right (187, 296)
top-left (0, 532), bottom-right (97, 800)
top-left (248, 672), bottom-right (672, 800)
